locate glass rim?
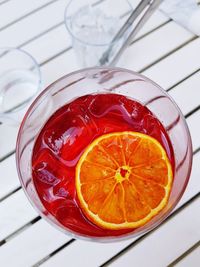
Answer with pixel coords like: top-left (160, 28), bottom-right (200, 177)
top-left (16, 66), bottom-right (193, 242)
top-left (0, 46), bottom-right (42, 116)
top-left (64, 0), bottom-right (133, 47)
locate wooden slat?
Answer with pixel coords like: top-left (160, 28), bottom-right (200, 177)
top-left (187, 110), bottom-right (200, 151)
top-left (0, 219), bottom-right (70, 267)
top-left (0, 124), bottom-right (18, 160)
top-left (0, 154), bottom-right (19, 200)
top-left (108, 197), bottom-right (200, 267)
top-left (118, 21), bottom-right (193, 71)
top-left (143, 37), bottom-right (200, 89)
top-left (174, 245), bottom-right (200, 267)
top-left (133, 10), bottom-right (169, 40)
top-left (0, 0), bottom-right (68, 47)
top-left (177, 152), bottom-right (200, 209)
top-left (0, 0), bottom-right (54, 30)
top-left (42, 237), bottom-right (132, 267)
top-left (0, 190), bottom-right (37, 241)
top-left (169, 71), bottom-right (200, 115)
top-left (22, 24), bottom-right (71, 66)
top-left (31, 152), bottom-right (200, 267)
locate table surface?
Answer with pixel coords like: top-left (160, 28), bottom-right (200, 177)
top-left (0, 1), bottom-right (200, 267)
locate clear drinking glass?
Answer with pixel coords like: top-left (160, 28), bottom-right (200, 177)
top-left (64, 0), bottom-right (133, 67)
top-left (16, 67), bottom-right (193, 242)
top-left (0, 47), bottom-right (41, 125)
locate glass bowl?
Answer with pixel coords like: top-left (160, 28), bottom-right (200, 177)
top-left (16, 67), bottom-right (193, 242)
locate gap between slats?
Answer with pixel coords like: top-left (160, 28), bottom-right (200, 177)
top-left (167, 68), bottom-right (200, 93)
top-left (3, 217), bottom-right (41, 245)
top-left (172, 244), bottom-right (200, 267)
top-left (0, 0), bottom-right (10, 6)
top-left (168, 241), bottom-right (200, 267)
top-left (33, 239), bottom-right (75, 267)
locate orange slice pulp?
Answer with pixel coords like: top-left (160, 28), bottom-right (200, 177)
top-left (76, 131), bottom-right (173, 230)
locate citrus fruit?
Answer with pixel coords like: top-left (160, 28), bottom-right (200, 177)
top-left (76, 131), bottom-right (173, 230)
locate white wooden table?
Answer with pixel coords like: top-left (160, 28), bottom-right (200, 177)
top-left (0, 1), bottom-right (200, 266)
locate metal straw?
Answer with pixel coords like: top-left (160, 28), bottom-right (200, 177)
top-left (99, 0), bottom-right (164, 66)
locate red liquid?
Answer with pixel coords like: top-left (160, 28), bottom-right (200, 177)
top-left (32, 94), bottom-right (174, 237)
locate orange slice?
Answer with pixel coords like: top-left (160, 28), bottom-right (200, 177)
top-left (76, 131), bottom-right (173, 230)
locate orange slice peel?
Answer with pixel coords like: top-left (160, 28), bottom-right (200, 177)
top-left (76, 131), bottom-right (173, 230)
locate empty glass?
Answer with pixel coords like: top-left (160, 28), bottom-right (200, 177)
top-left (64, 0), bottom-right (133, 67)
top-left (0, 47), bottom-right (41, 125)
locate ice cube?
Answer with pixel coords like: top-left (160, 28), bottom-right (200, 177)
top-left (33, 162), bottom-right (60, 186)
top-left (71, 5), bottom-right (120, 45)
